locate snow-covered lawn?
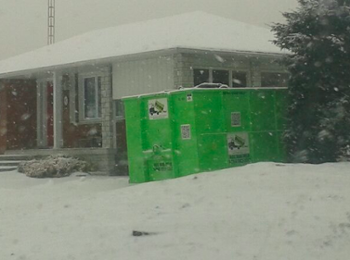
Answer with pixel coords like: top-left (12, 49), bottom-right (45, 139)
top-left (1, 162), bottom-right (350, 260)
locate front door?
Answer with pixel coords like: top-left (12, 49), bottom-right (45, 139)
top-left (37, 81), bottom-right (54, 148)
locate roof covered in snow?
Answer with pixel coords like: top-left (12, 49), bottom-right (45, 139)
top-left (0, 11), bottom-right (285, 78)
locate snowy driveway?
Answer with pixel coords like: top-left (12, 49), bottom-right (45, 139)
top-left (1, 163), bottom-right (350, 260)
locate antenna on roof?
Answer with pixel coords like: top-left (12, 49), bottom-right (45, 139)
top-left (48, 0), bottom-right (55, 45)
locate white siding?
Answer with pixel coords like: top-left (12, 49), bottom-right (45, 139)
top-left (113, 56), bottom-right (174, 99)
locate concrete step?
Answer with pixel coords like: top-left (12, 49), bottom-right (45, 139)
top-left (0, 154), bottom-right (33, 172)
top-left (0, 160), bottom-right (23, 166)
top-left (0, 155), bottom-right (34, 161)
top-left (0, 166), bottom-right (18, 172)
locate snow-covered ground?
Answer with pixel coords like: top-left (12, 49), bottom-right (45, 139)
top-left (1, 162), bottom-right (350, 260)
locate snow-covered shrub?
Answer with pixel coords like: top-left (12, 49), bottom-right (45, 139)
top-left (338, 145), bottom-right (350, 162)
top-left (18, 155), bottom-right (93, 178)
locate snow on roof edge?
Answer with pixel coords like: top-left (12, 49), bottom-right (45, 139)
top-left (0, 11), bottom-right (287, 78)
top-left (0, 46), bottom-right (287, 79)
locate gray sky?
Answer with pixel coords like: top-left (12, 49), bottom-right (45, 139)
top-left (0, 0), bottom-right (298, 60)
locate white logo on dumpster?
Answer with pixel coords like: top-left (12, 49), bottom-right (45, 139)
top-left (148, 98), bottom-right (168, 120)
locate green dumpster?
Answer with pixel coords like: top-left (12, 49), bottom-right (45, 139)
top-left (122, 88), bottom-right (287, 183)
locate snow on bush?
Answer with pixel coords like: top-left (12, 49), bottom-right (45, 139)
top-left (18, 155), bottom-right (92, 178)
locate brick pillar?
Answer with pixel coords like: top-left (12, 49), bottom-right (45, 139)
top-left (250, 61), bottom-right (262, 87)
top-left (100, 67), bottom-right (114, 149)
top-left (173, 52), bottom-right (194, 89)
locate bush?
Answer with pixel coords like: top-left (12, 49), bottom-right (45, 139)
top-left (18, 155), bottom-right (93, 178)
top-left (272, 0), bottom-right (350, 163)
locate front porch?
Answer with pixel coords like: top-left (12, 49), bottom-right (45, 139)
top-left (0, 66), bottom-right (127, 175)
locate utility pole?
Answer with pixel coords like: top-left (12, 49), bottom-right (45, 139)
top-left (48, 0), bottom-right (55, 45)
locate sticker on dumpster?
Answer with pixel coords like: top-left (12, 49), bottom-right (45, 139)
top-left (153, 162), bottom-right (173, 172)
top-left (227, 132), bottom-right (250, 164)
top-left (181, 124), bottom-right (191, 140)
top-left (186, 94), bottom-right (193, 102)
top-left (148, 98), bottom-right (168, 120)
top-left (231, 112), bottom-right (241, 127)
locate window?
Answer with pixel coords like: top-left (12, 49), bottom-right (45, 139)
top-left (261, 72), bottom-right (289, 88)
top-left (193, 68), bottom-right (248, 88)
top-left (193, 69), bottom-right (209, 86)
top-left (212, 70), bottom-right (229, 85)
top-left (232, 71), bottom-right (247, 88)
top-left (82, 76), bottom-right (102, 120)
top-left (115, 99), bottom-right (125, 120)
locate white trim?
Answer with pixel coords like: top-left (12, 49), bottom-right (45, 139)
top-left (53, 72), bottom-right (63, 149)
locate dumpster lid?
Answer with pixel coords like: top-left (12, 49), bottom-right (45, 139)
top-left (121, 87), bottom-right (288, 100)
top-left (194, 83), bottom-right (231, 89)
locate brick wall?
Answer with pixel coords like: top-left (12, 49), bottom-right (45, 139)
top-left (100, 66), bottom-right (115, 149)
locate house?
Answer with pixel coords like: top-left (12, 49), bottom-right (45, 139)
top-left (0, 12), bottom-right (288, 175)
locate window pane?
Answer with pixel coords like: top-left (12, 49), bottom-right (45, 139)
top-left (115, 99), bottom-right (125, 118)
top-left (232, 71), bottom-right (247, 88)
top-left (84, 77), bottom-right (97, 118)
top-left (193, 69), bottom-right (209, 86)
top-left (212, 70), bottom-right (229, 85)
top-left (261, 72), bottom-right (289, 88)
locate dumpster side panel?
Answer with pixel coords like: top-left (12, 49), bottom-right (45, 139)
top-left (197, 133), bottom-right (228, 171)
top-left (123, 98), bottom-right (147, 183)
top-left (223, 91), bottom-right (251, 133)
top-left (275, 89), bottom-right (288, 130)
top-left (223, 91), bottom-right (252, 167)
top-left (142, 96), bottom-right (173, 151)
top-left (141, 95), bottom-right (176, 181)
top-left (275, 89), bottom-right (288, 162)
top-left (250, 132), bottom-right (279, 162)
top-left (194, 91), bottom-right (225, 134)
top-left (194, 91), bottom-right (228, 171)
top-left (249, 89), bottom-right (286, 163)
top-left (171, 91), bottom-right (200, 177)
top-left (250, 90), bottom-right (276, 132)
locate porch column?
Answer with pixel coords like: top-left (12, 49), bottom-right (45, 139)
top-left (53, 71), bottom-right (63, 149)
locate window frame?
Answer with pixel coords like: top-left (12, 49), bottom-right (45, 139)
top-left (115, 99), bottom-right (125, 122)
top-left (212, 69), bottom-right (230, 86)
top-left (192, 67), bottom-right (250, 88)
top-left (78, 72), bottom-right (103, 124)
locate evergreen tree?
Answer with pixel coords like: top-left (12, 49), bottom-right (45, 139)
top-left (272, 0), bottom-right (350, 163)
